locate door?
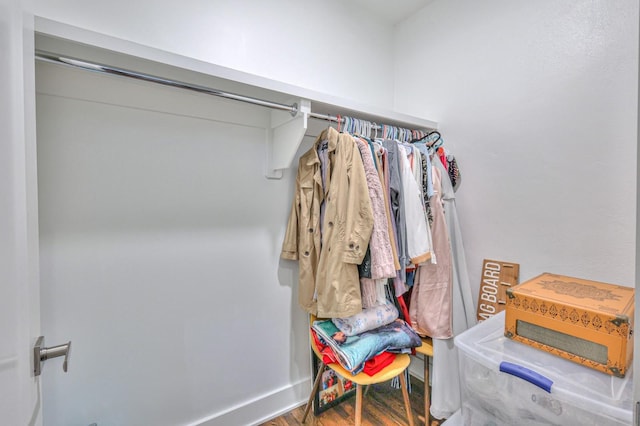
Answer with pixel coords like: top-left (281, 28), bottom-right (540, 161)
top-left (636, 17), bottom-right (640, 420)
top-left (0, 0), bottom-right (41, 425)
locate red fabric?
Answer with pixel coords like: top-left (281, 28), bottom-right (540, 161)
top-left (396, 295), bottom-right (417, 356)
top-left (396, 296), bottom-right (411, 332)
top-left (437, 147), bottom-right (448, 170)
top-left (311, 329), bottom-right (339, 364)
top-left (362, 351), bottom-right (395, 376)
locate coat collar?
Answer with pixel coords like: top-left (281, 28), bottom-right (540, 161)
top-left (305, 127), bottom-right (340, 167)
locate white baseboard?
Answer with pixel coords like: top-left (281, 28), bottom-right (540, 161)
top-left (187, 378), bottom-right (311, 426)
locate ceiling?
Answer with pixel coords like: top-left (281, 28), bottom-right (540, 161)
top-left (348, 0), bottom-right (436, 24)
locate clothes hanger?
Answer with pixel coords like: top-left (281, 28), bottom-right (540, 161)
top-left (410, 130), bottom-right (441, 144)
top-left (360, 121), bottom-right (374, 142)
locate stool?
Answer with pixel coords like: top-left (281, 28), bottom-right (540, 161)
top-left (414, 337), bottom-right (434, 425)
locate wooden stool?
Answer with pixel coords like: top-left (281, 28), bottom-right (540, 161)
top-left (302, 352), bottom-right (414, 426)
top-left (303, 317), bottom-right (415, 426)
top-left (414, 337), bottom-right (434, 425)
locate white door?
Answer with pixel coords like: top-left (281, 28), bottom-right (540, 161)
top-left (0, 1), bottom-right (42, 425)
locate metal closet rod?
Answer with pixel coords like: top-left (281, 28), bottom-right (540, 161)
top-left (35, 51), bottom-right (424, 132)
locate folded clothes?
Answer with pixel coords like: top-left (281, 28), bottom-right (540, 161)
top-left (312, 318), bottom-right (421, 374)
top-left (311, 330), bottom-right (395, 376)
top-left (331, 303), bottom-right (399, 336)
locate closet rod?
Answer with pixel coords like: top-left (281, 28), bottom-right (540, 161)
top-left (35, 51), bottom-right (422, 131)
top-left (35, 51), bottom-right (299, 115)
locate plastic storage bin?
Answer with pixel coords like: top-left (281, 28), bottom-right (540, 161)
top-left (454, 311), bottom-right (632, 426)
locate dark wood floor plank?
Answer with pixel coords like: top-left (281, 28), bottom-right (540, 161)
top-left (259, 376), bottom-right (429, 426)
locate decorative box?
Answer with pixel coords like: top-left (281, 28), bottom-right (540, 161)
top-left (504, 273), bottom-right (634, 377)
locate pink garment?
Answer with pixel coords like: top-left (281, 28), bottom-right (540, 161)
top-left (410, 165), bottom-right (453, 339)
top-left (361, 278), bottom-right (390, 309)
top-left (360, 278), bottom-right (377, 309)
top-left (355, 139), bottom-right (395, 279)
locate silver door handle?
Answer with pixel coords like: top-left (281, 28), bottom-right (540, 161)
top-left (33, 336), bottom-right (71, 376)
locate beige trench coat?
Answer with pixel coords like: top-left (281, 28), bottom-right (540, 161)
top-left (281, 127), bottom-right (373, 318)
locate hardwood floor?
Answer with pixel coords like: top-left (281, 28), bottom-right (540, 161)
top-left (259, 375), bottom-right (437, 426)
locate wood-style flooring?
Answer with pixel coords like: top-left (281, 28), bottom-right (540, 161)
top-left (259, 375), bottom-right (442, 426)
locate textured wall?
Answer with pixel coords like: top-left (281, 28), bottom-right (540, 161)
top-left (394, 0), bottom-right (638, 296)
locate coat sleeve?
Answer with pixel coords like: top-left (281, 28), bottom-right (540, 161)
top-left (342, 138), bottom-right (374, 264)
top-left (281, 169), bottom-right (301, 260)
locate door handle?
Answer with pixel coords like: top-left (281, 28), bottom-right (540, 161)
top-left (33, 336), bottom-right (71, 377)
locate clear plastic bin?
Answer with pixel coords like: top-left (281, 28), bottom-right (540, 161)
top-left (454, 311), bottom-right (632, 426)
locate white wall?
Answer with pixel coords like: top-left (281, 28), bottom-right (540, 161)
top-left (35, 61), bottom-right (316, 425)
top-left (33, 0), bottom-right (396, 109)
top-left (394, 0), bottom-right (638, 295)
top-left (30, 2), bottom-right (404, 425)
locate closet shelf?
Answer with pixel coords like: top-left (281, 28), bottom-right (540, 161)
top-left (35, 17), bottom-right (438, 179)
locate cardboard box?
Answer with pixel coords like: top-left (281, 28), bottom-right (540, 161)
top-left (505, 273), bottom-right (634, 377)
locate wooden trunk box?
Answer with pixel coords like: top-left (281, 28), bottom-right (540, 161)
top-left (505, 273), bottom-right (634, 377)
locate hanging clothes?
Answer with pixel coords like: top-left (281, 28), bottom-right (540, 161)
top-left (281, 127), bottom-right (374, 318)
top-left (429, 154), bottom-right (477, 421)
top-left (397, 144), bottom-right (434, 265)
top-left (381, 139), bottom-right (408, 288)
top-left (409, 163), bottom-right (452, 339)
top-left (354, 138), bottom-right (395, 279)
top-left (436, 154), bottom-right (476, 331)
top-left (281, 120), bottom-right (478, 419)
top-left (355, 136), bottom-right (397, 311)
top-left (359, 277), bottom-right (377, 308)
top-left (375, 144), bottom-right (401, 272)
top-left (447, 153), bottom-right (461, 191)
top-left (414, 143), bottom-right (435, 226)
